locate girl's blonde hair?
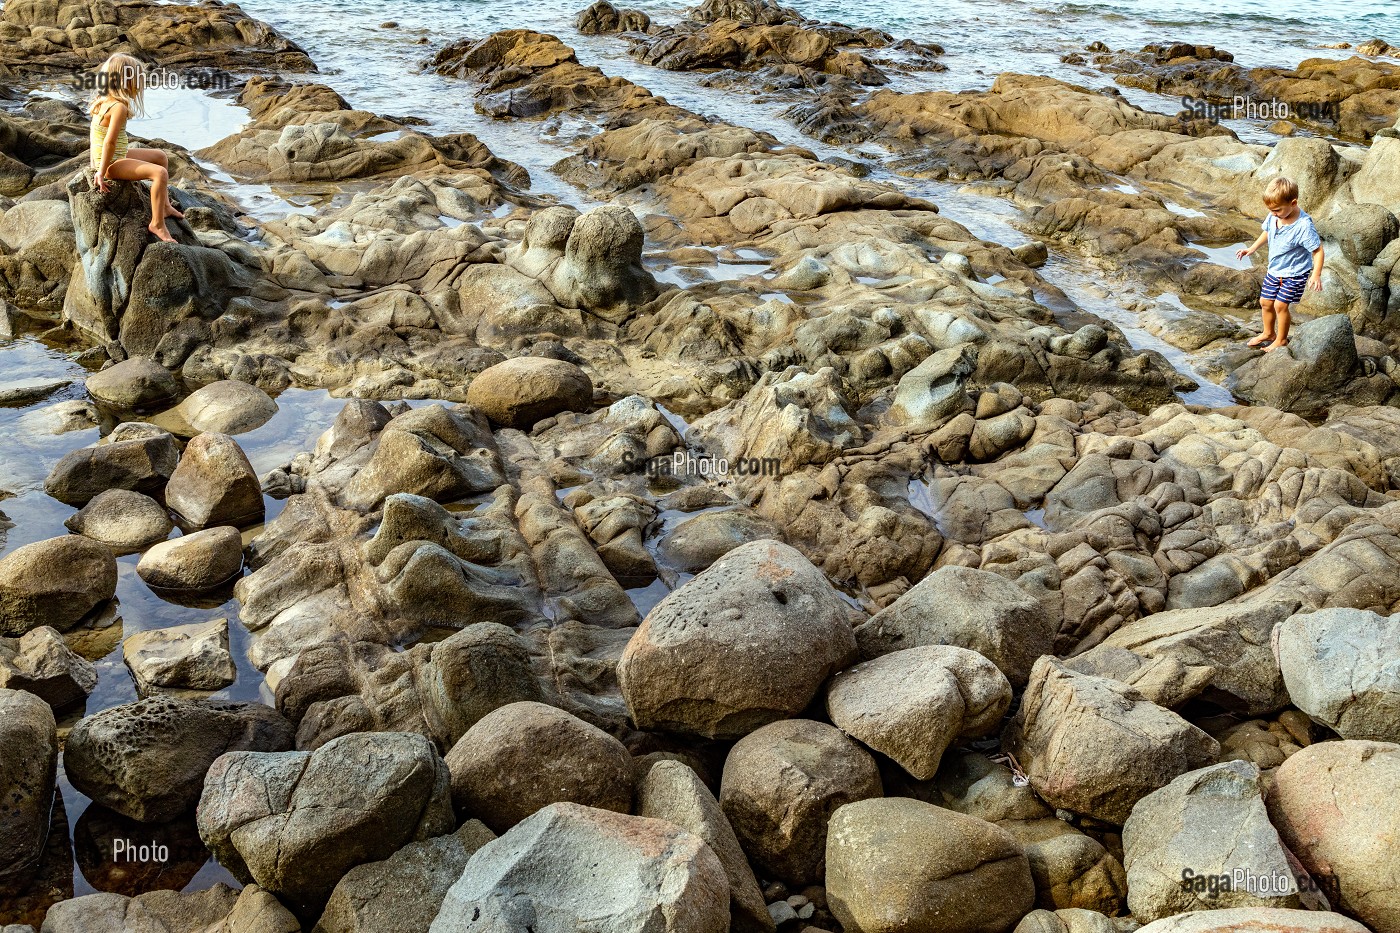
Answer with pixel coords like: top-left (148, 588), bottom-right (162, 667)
top-left (89, 53), bottom-right (146, 118)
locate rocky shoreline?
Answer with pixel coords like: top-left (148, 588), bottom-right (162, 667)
top-left (2, 0), bottom-right (1400, 930)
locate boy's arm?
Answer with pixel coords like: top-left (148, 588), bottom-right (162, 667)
top-left (1307, 244), bottom-right (1324, 291)
top-left (1237, 231), bottom-right (1268, 259)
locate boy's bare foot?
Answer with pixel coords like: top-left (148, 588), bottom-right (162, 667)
top-left (1264, 337), bottom-right (1289, 353)
top-left (1247, 333), bottom-right (1274, 347)
top-left (148, 222), bottom-right (175, 243)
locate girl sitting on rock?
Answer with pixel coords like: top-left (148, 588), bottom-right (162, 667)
top-left (89, 53), bottom-right (183, 243)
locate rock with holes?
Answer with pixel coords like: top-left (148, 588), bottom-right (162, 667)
top-left (617, 539), bottom-right (858, 739)
top-left (826, 797), bottom-right (1035, 933)
top-left (428, 803), bottom-right (731, 933)
top-left (198, 731), bottom-right (455, 915)
top-left (1277, 608), bottom-right (1400, 742)
top-left (826, 645), bottom-right (1012, 780)
top-left (854, 565), bottom-right (1052, 689)
top-left (0, 534), bottom-right (116, 636)
top-left (444, 701), bottom-right (634, 834)
top-left (163, 433), bottom-right (265, 529)
top-left (64, 696), bottom-right (294, 823)
top-left (0, 689), bottom-right (57, 896)
top-left (719, 719), bottom-right (882, 887)
top-left (0, 626), bottom-right (97, 709)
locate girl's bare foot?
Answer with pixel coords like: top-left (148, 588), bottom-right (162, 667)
top-left (165, 202), bottom-right (184, 219)
top-left (1264, 338), bottom-right (1289, 353)
top-left (148, 222), bottom-right (175, 243)
top-left (1247, 333), bottom-right (1274, 348)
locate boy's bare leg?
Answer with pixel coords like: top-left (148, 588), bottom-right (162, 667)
top-left (1265, 304), bottom-right (1291, 352)
top-left (1248, 299), bottom-right (1276, 347)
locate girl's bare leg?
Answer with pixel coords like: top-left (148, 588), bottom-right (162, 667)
top-left (126, 148), bottom-right (183, 218)
top-left (104, 158), bottom-right (175, 242)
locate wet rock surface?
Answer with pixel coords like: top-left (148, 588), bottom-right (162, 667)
top-left (5, 0), bottom-right (1400, 929)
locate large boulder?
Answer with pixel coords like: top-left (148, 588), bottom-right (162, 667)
top-left (42, 421), bottom-right (179, 506)
top-left (1267, 740), bottom-right (1400, 933)
top-left (719, 718), bottom-right (882, 887)
top-left (927, 752), bottom-right (1128, 915)
top-left (826, 645), bottom-right (1012, 779)
top-left (0, 625), bottom-right (97, 708)
top-left (466, 357), bottom-right (594, 429)
top-left (1003, 658), bottom-right (1220, 824)
top-left (85, 358), bottom-right (180, 410)
top-left (63, 489), bottom-right (173, 554)
top-left (150, 380), bottom-right (278, 437)
top-left (0, 534), bottom-right (116, 635)
top-left (1132, 909), bottom-right (1370, 933)
top-left (428, 803), bottom-right (730, 933)
top-left (1227, 314), bottom-right (1396, 419)
top-left (888, 344), bottom-right (976, 429)
top-left (135, 526), bottom-right (245, 591)
top-left (1122, 761), bottom-right (1301, 922)
top-left (826, 797), bottom-right (1035, 933)
top-left (274, 622), bottom-right (547, 753)
top-left (636, 759), bottom-right (774, 933)
top-left (444, 701), bottom-right (634, 834)
top-left (617, 539), bottom-right (858, 739)
top-left (1089, 597), bottom-right (1297, 716)
top-left (854, 565), bottom-right (1053, 688)
top-left (198, 731), bottom-right (455, 915)
top-left (0, 689), bottom-right (57, 896)
top-left (37, 883), bottom-right (300, 933)
top-left (505, 204), bottom-right (660, 323)
top-left (163, 432), bottom-right (265, 529)
top-left (1277, 608), bottom-right (1400, 742)
top-left (122, 619), bottom-right (236, 693)
top-left (314, 821), bottom-right (496, 933)
top-left (64, 696), bottom-right (294, 822)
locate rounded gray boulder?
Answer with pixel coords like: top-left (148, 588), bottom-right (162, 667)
top-left (618, 539), bottom-right (858, 739)
top-left (445, 700), bottom-right (634, 834)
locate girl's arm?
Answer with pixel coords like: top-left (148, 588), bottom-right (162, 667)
top-left (1237, 231), bottom-right (1268, 259)
top-left (1307, 245), bottom-right (1324, 291)
top-left (95, 102), bottom-right (127, 193)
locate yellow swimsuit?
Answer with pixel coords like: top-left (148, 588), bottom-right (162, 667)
top-left (90, 100), bottom-right (129, 171)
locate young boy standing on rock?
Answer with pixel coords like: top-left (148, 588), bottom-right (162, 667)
top-left (1236, 176), bottom-right (1324, 353)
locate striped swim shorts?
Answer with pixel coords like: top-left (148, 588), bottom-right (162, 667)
top-left (1261, 271), bottom-right (1309, 305)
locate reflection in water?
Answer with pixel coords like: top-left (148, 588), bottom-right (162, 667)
top-left (73, 804), bottom-right (208, 896)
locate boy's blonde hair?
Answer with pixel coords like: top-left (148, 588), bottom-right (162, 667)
top-left (1263, 176), bottom-right (1299, 207)
top-left (89, 53), bottom-right (146, 118)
